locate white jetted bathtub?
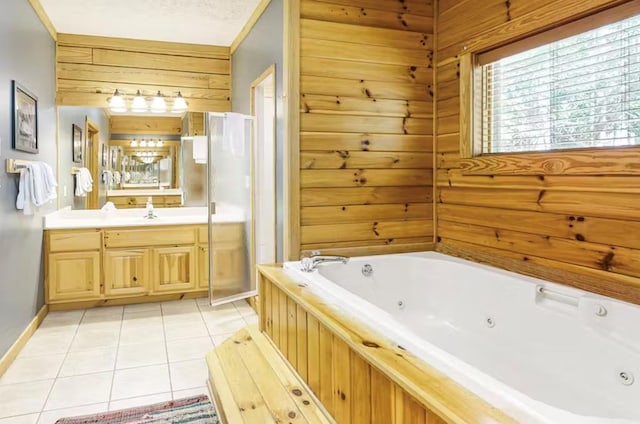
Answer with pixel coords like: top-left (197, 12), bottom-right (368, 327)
top-left (284, 252), bottom-right (640, 424)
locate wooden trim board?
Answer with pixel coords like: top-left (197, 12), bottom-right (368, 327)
top-left (0, 305), bottom-right (49, 378)
top-left (48, 291), bottom-right (209, 311)
top-left (283, 0), bottom-right (301, 261)
top-left (27, 0), bottom-right (57, 41)
top-left (230, 0), bottom-right (273, 54)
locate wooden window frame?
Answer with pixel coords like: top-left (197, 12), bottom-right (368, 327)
top-left (458, 1), bottom-right (640, 176)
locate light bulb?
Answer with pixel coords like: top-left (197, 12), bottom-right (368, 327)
top-left (156, 140), bottom-right (163, 147)
top-left (172, 92), bottom-right (188, 113)
top-left (108, 89), bottom-right (126, 113)
top-left (131, 139), bottom-right (138, 147)
top-left (151, 91), bottom-right (167, 113)
top-left (140, 140), bottom-right (147, 148)
top-left (131, 90), bottom-right (148, 113)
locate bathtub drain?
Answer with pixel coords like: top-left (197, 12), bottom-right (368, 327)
top-left (397, 300), bottom-right (405, 309)
top-left (362, 264), bottom-right (373, 277)
top-left (485, 316), bottom-right (495, 328)
top-left (619, 371), bottom-right (635, 386)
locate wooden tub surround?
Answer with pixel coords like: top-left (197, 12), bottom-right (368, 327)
top-left (257, 265), bottom-right (514, 424)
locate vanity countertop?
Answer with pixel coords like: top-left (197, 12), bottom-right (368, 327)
top-left (106, 189), bottom-right (183, 197)
top-left (44, 205), bottom-right (245, 230)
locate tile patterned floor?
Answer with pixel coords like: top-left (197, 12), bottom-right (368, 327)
top-left (0, 299), bottom-right (258, 424)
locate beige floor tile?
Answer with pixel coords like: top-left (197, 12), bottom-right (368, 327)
top-left (233, 300), bottom-right (256, 317)
top-left (119, 324), bottom-right (164, 346)
top-left (110, 365), bottom-right (170, 400)
top-left (44, 372), bottom-right (112, 411)
top-left (0, 380), bottom-right (53, 418)
top-left (116, 341), bottom-right (167, 369)
top-left (164, 321), bottom-right (209, 341)
top-left (0, 414), bottom-right (39, 424)
top-left (205, 316), bottom-right (246, 336)
top-left (169, 360), bottom-right (208, 391)
top-left (70, 328), bottom-right (120, 352)
top-left (166, 337), bottom-right (213, 363)
top-left (59, 348), bottom-right (117, 377)
top-left (19, 330), bottom-right (75, 358)
top-left (108, 392), bottom-right (172, 411)
top-left (0, 355), bottom-right (65, 385)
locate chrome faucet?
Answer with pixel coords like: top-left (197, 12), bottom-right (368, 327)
top-left (301, 251), bottom-right (349, 272)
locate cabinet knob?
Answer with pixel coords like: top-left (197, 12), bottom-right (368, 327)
top-left (132, 276), bottom-right (138, 282)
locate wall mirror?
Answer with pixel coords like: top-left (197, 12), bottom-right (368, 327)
top-left (56, 107), bottom-right (207, 210)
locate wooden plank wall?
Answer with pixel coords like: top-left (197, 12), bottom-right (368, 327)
top-left (298, 0), bottom-right (435, 256)
top-left (109, 116), bottom-right (183, 136)
top-left (56, 34), bottom-right (231, 112)
top-left (262, 277), bottom-right (446, 424)
top-left (435, 0), bottom-right (640, 305)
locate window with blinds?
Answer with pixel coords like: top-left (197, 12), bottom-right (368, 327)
top-left (479, 12), bottom-right (640, 154)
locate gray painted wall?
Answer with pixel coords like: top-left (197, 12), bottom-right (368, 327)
top-left (231, 0), bottom-right (284, 261)
top-left (57, 107), bottom-right (110, 210)
top-left (0, 0), bottom-right (56, 357)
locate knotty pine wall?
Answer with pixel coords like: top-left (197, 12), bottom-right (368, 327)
top-left (298, 0), bottom-right (435, 256)
top-left (436, 0), bottom-right (640, 305)
top-left (55, 34), bottom-right (231, 112)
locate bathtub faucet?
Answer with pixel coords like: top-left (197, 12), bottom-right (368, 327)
top-left (300, 252), bottom-right (349, 272)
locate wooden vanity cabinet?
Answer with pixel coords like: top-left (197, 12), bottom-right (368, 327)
top-left (104, 227), bottom-right (197, 294)
top-left (153, 245), bottom-right (196, 292)
top-left (45, 223), bottom-right (246, 307)
top-left (46, 230), bottom-right (102, 302)
top-left (103, 248), bottom-right (150, 296)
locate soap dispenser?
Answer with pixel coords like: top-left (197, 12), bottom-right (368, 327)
top-left (145, 196), bottom-right (155, 219)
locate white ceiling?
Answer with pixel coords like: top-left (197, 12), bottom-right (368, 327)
top-left (39, 0), bottom-right (262, 46)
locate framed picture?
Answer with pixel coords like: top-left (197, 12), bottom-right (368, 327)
top-left (12, 81), bottom-right (38, 154)
top-left (101, 144), bottom-right (108, 167)
top-left (72, 124), bottom-right (83, 163)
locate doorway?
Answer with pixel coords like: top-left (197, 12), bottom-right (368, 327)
top-left (84, 118), bottom-right (100, 209)
top-left (251, 66), bottom-right (277, 278)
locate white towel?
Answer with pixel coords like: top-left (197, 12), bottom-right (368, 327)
top-left (193, 135), bottom-right (207, 163)
top-left (16, 162), bottom-right (58, 215)
top-left (113, 171), bottom-right (122, 185)
top-left (75, 167), bottom-right (93, 197)
top-left (102, 170), bottom-right (113, 186)
top-left (223, 112), bottom-right (245, 157)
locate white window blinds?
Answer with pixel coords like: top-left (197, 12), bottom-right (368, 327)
top-left (481, 13), bottom-right (640, 154)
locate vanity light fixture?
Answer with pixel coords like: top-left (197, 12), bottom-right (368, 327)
top-left (151, 91), bottom-right (167, 113)
top-left (107, 90), bottom-right (188, 113)
top-left (131, 90), bottom-right (148, 113)
top-left (108, 89), bottom-right (127, 113)
top-left (172, 92), bottom-right (188, 113)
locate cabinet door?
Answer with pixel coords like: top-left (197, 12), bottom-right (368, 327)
top-left (48, 252), bottom-right (101, 302)
top-left (152, 246), bottom-right (196, 292)
top-left (211, 242), bottom-right (245, 290)
top-left (198, 244), bottom-right (209, 289)
top-left (104, 249), bottom-right (150, 296)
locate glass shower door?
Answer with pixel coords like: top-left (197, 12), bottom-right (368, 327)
top-left (207, 112), bottom-right (255, 306)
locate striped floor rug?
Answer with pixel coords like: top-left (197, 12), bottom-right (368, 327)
top-left (55, 395), bottom-right (218, 424)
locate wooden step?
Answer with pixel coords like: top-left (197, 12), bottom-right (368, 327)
top-left (206, 325), bottom-right (335, 424)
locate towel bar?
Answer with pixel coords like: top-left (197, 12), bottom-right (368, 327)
top-left (6, 158), bottom-right (32, 173)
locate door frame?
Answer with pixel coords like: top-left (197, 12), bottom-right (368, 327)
top-left (84, 118), bottom-right (100, 209)
top-left (250, 64), bottom-right (277, 288)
